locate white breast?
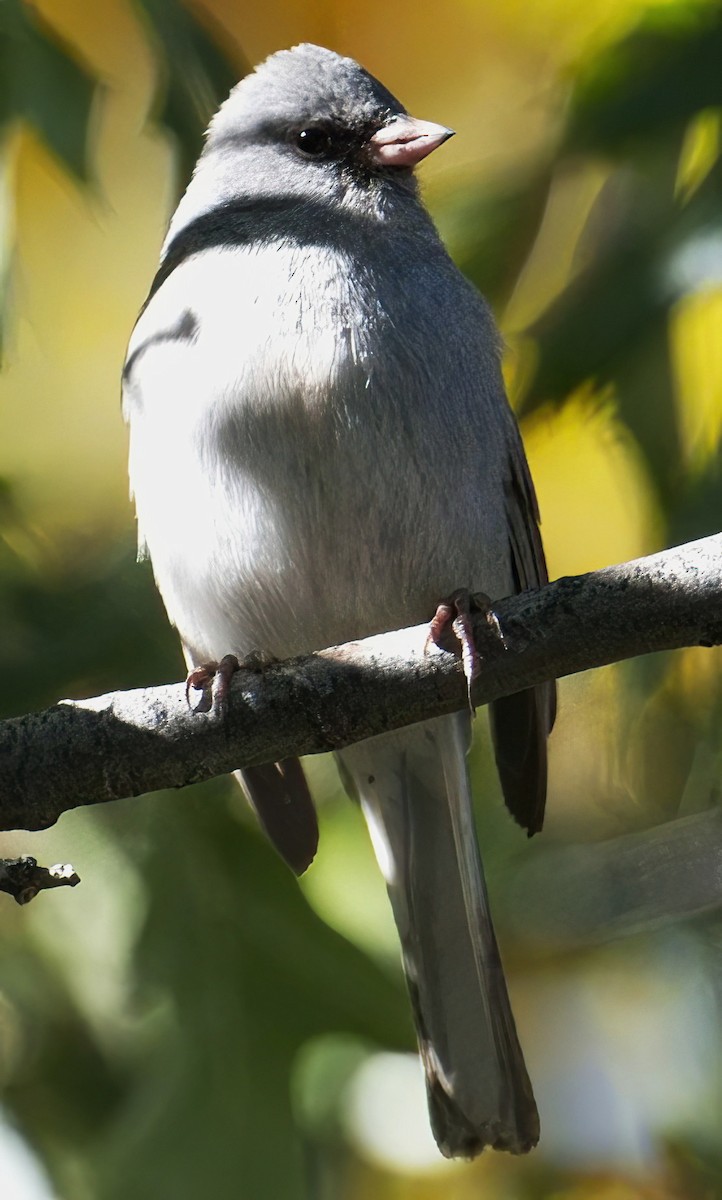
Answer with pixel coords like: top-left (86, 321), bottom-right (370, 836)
top-left (124, 240), bottom-right (512, 665)
top-left (125, 243), bottom-right (378, 661)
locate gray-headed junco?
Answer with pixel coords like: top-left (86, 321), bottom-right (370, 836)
top-left (123, 43), bottom-right (555, 1158)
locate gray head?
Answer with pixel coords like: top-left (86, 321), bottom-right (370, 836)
top-left (165, 44), bottom-right (453, 242)
top-left (211, 44), bottom-right (404, 150)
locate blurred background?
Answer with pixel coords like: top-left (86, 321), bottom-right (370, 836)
top-left (1, 0), bottom-right (721, 1196)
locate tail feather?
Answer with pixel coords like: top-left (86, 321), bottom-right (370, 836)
top-left (237, 759), bottom-right (318, 874)
top-left (338, 713), bottom-right (538, 1157)
top-left (490, 684), bottom-right (555, 836)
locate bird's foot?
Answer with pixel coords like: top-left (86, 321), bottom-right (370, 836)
top-left (425, 589), bottom-right (506, 713)
top-left (185, 653), bottom-right (241, 715)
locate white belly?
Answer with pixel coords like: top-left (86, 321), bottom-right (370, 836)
top-left (125, 243), bottom-right (512, 664)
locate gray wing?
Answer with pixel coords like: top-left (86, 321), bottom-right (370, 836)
top-left (489, 416), bottom-right (556, 835)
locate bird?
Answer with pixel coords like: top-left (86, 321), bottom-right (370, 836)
top-left (123, 43), bottom-right (555, 1159)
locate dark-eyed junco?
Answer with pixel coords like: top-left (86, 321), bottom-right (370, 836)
top-left (123, 43), bottom-right (555, 1158)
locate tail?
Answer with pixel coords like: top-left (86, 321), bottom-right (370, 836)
top-left (337, 713), bottom-right (538, 1157)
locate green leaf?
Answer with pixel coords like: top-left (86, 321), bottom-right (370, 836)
top-left (0, 0), bottom-right (98, 180)
top-left (133, 0), bottom-right (247, 186)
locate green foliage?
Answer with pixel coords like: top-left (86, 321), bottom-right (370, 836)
top-left (0, 0), bottom-right (242, 357)
top-left (440, 168), bottom-right (554, 308)
top-left (522, 143), bottom-right (722, 518)
top-left (0, 0), bottom-right (97, 180)
top-left (565, 4), bottom-right (722, 154)
top-left (2, 782), bottom-right (409, 1199)
top-left (96, 787), bottom-right (409, 1200)
top-left (133, 0), bottom-right (246, 185)
top-left (0, 533), bottom-right (179, 719)
top-left (454, 5), bottom-right (722, 523)
top-left (0, 0), bottom-right (243, 185)
top-left (449, 145), bottom-right (688, 507)
top-left (0, 0), bottom-right (98, 357)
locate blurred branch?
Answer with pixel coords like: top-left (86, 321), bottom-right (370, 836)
top-left (504, 808), bottom-right (722, 950)
top-left (0, 856), bottom-right (80, 904)
top-left (0, 533), bottom-right (720, 835)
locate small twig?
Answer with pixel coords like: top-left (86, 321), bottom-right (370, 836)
top-left (0, 857), bottom-right (80, 905)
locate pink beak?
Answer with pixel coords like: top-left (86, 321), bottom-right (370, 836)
top-left (369, 116), bottom-right (454, 168)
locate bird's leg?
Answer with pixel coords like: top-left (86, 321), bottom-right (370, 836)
top-left (185, 653), bottom-right (241, 714)
top-left (425, 589), bottom-right (507, 712)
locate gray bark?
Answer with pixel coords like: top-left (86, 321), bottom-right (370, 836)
top-left (0, 533), bottom-right (720, 834)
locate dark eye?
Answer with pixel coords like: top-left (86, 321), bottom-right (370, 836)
top-left (294, 127), bottom-right (333, 157)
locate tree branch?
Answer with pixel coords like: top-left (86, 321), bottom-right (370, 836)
top-left (0, 857), bottom-right (80, 904)
top-left (1, 533), bottom-right (720, 834)
top-left (504, 808), bottom-right (722, 950)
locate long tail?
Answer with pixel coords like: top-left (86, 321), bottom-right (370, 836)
top-left (337, 713), bottom-right (538, 1157)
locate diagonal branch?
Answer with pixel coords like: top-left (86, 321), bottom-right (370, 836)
top-left (0, 533), bottom-right (720, 835)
